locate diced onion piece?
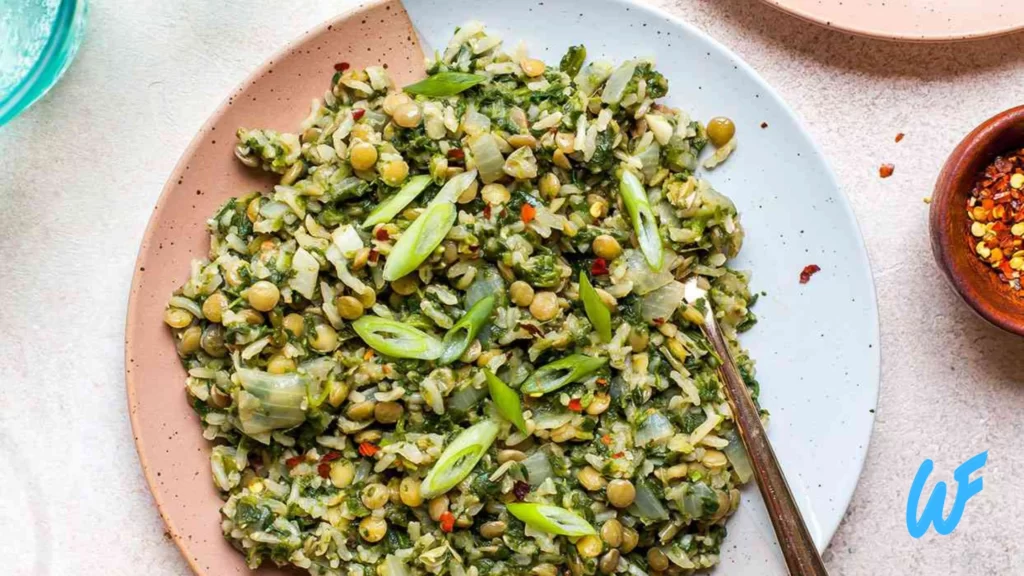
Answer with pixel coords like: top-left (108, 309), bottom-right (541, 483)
top-left (468, 133), bottom-right (505, 184)
top-left (289, 247), bottom-right (320, 299)
top-left (601, 60), bottom-right (638, 105)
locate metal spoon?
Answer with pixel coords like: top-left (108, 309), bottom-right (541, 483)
top-left (682, 276), bottom-right (829, 576)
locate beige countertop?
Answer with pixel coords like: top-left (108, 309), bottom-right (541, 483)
top-left (2, 0), bottom-right (1022, 574)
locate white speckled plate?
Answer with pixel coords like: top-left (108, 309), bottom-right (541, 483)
top-left (763, 0), bottom-right (1024, 42)
top-left (403, 0), bottom-right (879, 572)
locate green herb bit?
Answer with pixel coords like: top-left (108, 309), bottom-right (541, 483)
top-left (351, 316), bottom-right (443, 360)
top-left (362, 174), bottom-right (432, 228)
top-left (579, 272), bottom-right (612, 342)
top-left (420, 419), bottom-right (500, 499)
top-left (520, 354), bottom-right (607, 396)
top-left (506, 503), bottom-right (597, 536)
top-left (619, 170), bottom-right (663, 271)
top-left (559, 45), bottom-right (587, 77)
top-left (485, 369), bottom-right (528, 435)
top-left (404, 72), bottom-right (487, 97)
top-left (440, 295), bottom-right (496, 365)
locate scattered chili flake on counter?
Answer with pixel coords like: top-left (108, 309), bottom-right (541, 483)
top-left (967, 149), bottom-right (1024, 290)
top-left (799, 264), bottom-right (821, 284)
top-left (879, 163), bottom-right (895, 178)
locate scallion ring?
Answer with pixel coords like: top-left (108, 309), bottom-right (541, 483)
top-left (351, 316), bottom-right (443, 360)
top-left (420, 419), bottom-right (500, 499)
top-left (619, 169), bottom-right (663, 271)
top-left (520, 354), bottom-right (607, 396)
top-left (505, 503), bottom-right (597, 536)
top-left (383, 201), bottom-right (457, 281)
top-left (485, 369), bottom-right (528, 435)
top-left (578, 271), bottom-right (612, 342)
top-left (439, 295), bottom-right (496, 365)
top-left (362, 174), bottom-right (432, 228)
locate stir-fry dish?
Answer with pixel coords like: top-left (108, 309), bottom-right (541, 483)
top-left (163, 22), bottom-right (762, 576)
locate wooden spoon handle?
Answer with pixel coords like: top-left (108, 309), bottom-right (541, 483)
top-left (703, 319), bottom-right (829, 576)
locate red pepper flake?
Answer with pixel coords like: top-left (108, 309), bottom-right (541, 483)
top-left (317, 462), bottom-right (331, 479)
top-left (652, 318), bottom-right (665, 326)
top-left (375, 227), bottom-right (390, 241)
top-left (483, 204), bottom-right (492, 219)
top-left (368, 249), bottom-right (380, 264)
top-left (439, 511), bottom-right (456, 532)
top-left (521, 323), bottom-right (544, 336)
top-left (591, 258), bottom-right (609, 276)
top-left (521, 203), bottom-right (537, 224)
top-left (612, 452), bottom-right (625, 459)
top-left (895, 133), bottom-right (905, 143)
top-left (760, 121), bottom-right (768, 129)
top-left (321, 451), bottom-right (342, 463)
top-left (352, 108), bottom-right (366, 121)
top-left (596, 378), bottom-right (608, 387)
top-left (358, 442), bottom-right (379, 457)
top-left (879, 163), bottom-right (895, 178)
top-left (601, 434), bottom-right (612, 445)
top-left (513, 481), bottom-right (530, 501)
top-left (799, 264), bottom-right (821, 284)
top-left (447, 148), bottom-right (465, 160)
top-left (285, 455), bottom-right (304, 469)
top-left (568, 398), bottom-right (583, 412)
top-left (333, 62), bottom-right (350, 71)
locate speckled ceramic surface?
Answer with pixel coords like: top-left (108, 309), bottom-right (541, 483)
top-left (125, 1), bottom-right (424, 574)
top-left (764, 0), bottom-right (1024, 41)
top-left (126, 0), bottom-right (880, 574)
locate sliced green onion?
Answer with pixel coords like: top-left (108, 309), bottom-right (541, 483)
top-left (440, 295), bottom-right (496, 365)
top-left (579, 272), bottom-right (612, 342)
top-left (520, 354), bottom-right (608, 396)
top-left (619, 170), bottom-right (663, 271)
top-left (383, 201), bottom-right (456, 281)
top-left (430, 170), bottom-right (478, 205)
top-left (362, 175), bottom-right (432, 228)
top-left (505, 503), bottom-right (597, 536)
top-left (404, 72), bottom-right (487, 97)
top-left (351, 316), bottom-right (443, 360)
top-left (559, 45), bottom-right (587, 77)
top-left (485, 369), bottom-right (527, 435)
top-left (420, 420), bottom-right (500, 499)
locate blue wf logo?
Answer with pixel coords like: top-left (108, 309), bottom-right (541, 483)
top-left (906, 451), bottom-right (987, 538)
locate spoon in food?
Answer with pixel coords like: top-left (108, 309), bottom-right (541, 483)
top-left (682, 276), bottom-right (829, 576)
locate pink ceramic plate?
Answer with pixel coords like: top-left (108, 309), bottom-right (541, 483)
top-left (124, 1), bottom-right (423, 574)
top-left (764, 0), bottom-right (1024, 41)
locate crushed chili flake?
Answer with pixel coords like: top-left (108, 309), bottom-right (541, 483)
top-left (612, 452), bottom-right (625, 459)
top-left (439, 511), bottom-right (456, 532)
top-left (521, 203), bottom-right (537, 224)
top-left (352, 108), bottom-right (365, 121)
top-left (591, 258), bottom-right (609, 276)
top-left (601, 434), bottom-right (612, 445)
top-left (333, 62), bottom-right (350, 72)
top-left (652, 318), bottom-right (665, 326)
top-left (760, 121), bottom-right (768, 129)
top-left (358, 442), bottom-right (379, 457)
top-left (317, 462), bottom-right (331, 479)
top-left (879, 163), bottom-right (895, 178)
top-left (375, 227), bottom-right (390, 241)
top-left (895, 133), bottom-right (905, 143)
top-left (321, 451), bottom-right (342, 463)
top-left (285, 455), bottom-right (304, 469)
top-left (368, 249), bottom-right (380, 264)
top-left (512, 481), bottom-right (530, 501)
top-left (483, 204), bottom-right (492, 219)
top-left (967, 149), bottom-right (1024, 290)
top-left (447, 148), bottom-right (465, 160)
top-left (799, 264), bottom-right (821, 284)
top-left (596, 378), bottom-right (608, 387)
top-left (568, 398), bottom-right (583, 412)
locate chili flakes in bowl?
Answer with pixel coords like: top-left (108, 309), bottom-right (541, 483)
top-left (967, 149), bottom-right (1024, 290)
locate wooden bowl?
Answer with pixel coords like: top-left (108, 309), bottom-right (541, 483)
top-left (931, 105), bottom-right (1024, 335)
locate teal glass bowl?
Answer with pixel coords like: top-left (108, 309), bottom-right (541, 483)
top-left (0, 0), bottom-right (88, 126)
